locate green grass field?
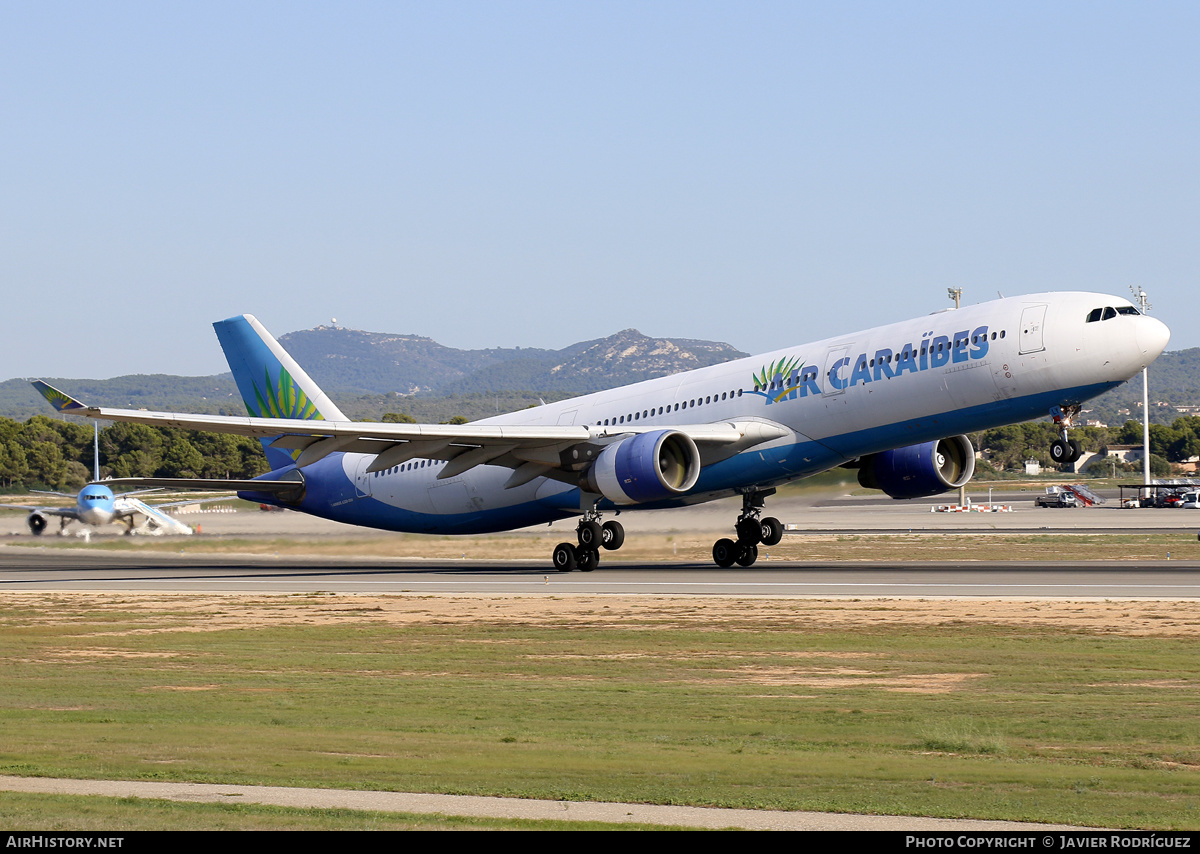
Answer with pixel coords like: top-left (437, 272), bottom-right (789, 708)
top-left (0, 593), bottom-right (1197, 829)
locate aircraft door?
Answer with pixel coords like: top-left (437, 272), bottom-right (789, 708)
top-left (1019, 304), bottom-right (1047, 354)
top-left (821, 345), bottom-right (852, 397)
top-left (991, 360), bottom-right (1018, 401)
top-left (428, 481), bottom-right (473, 515)
top-left (353, 456), bottom-right (372, 498)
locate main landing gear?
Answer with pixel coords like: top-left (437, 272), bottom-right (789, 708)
top-left (712, 489), bottom-right (783, 568)
top-left (1049, 405), bottom-right (1083, 465)
top-left (552, 507), bottom-right (625, 572)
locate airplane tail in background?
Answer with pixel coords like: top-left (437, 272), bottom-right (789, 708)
top-left (213, 315), bottom-right (348, 471)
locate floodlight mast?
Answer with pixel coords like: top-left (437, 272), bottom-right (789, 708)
top-left (1131, 286), bottom-right (1152, 496)
top-left (947, 287), bottom-right (965, 504)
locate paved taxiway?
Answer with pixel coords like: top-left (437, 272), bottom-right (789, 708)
top-left (0, 775), bottom-right (1091, 831)
top-left (9, 485), bottom-right (1198, 536)
top-left (4, 487), bottom-right (1199, 596)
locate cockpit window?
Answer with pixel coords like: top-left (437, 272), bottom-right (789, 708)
top-left (1089, 306), bottom-right (1134, 321)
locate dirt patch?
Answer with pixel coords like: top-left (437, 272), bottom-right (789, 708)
top-left (713, 665), bottom-right (982, 693)
top-left (2, 592), bottom-right (1199, 638)
top-left (48, 649), bottom-right (179, 659)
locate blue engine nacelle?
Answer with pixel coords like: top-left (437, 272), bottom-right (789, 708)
top-left (583, 430), bottom-right (701, 505)
top-left (857, 435), bottom-right (976, 499)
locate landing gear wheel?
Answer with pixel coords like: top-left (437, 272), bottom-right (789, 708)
top-left (577, 549), bottom-right (599, 572)
top-left (760, 516), bottom-right (783, 546)
top-left (1049, 404), bottom-right (1083, 465)
top-left (577, 520), bottom-right (603, 550)
top-left (736, 517), bottom-right (762, 545)
top-left (552, 542), bottom-right (577, 572)
top-left (722, 488), bottom-right (775, 567)
top-left (601, 520), bottom-right (625, 551)
top-left (735, 542), bottom-right (759, 567)
top-left (713, 538), bottom-right (738, 568)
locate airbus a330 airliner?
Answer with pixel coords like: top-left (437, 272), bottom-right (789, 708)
top-left (35, 291), bottom-right (1169, 569)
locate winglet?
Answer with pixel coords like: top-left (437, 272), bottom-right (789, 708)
top-left (31, 381), bottom-right (90, 412)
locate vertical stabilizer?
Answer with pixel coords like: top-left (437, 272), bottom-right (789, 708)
top-left (213, 315), bottom-right (347, 471)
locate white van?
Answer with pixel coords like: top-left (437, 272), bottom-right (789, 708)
top-left (1180, 491), bottom-right (1200, 509)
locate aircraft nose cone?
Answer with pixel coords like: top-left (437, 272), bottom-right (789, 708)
top-left (81, 508), bottom-right (113, 526)
top-left (1136, 316), bottom-right (1171, 363)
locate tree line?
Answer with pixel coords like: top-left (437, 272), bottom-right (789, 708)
top-left (0, 416), bottom-right (269, 492)
top-left (4, 412), bottom-right (1198, 493)
top-left (973, 415), bottom-right (1200, 476)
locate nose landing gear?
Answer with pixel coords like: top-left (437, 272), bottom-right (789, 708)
top-left (713, 489), bottom-right (782, 568)
top-left (1049, 405), bottom-right (1083, 465)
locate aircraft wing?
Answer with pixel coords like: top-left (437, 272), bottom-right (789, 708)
top-left (108, 493), bottom-right (229, 515)
top-left (140, 495), bottom-right (236, 509)
top-left (98, 477), bottom-right (301, 494)
top-left (0, 503), bottom-right (77, 518)
top-left (33, 381), bottom-right (791, 486)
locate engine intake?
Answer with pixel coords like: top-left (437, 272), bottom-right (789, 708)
top-left (857, 435), bottom-right (976, 499)
top-left (27, 512), bottom-right (48, 535)
top-left (584, 430), bottom-right (701, 505)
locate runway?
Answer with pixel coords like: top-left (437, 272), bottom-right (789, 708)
top-left (4, 487), bottom-right (1200, 597)
top-left (3, 549), bottom-right (1200, 597)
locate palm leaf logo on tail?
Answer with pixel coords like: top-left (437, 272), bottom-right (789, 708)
top-left (750, 355), bottom-right (805, 404)
top-left (249, 367), bottom-right (322, 422)
top-left (246, 368), bottom-right (325, 462)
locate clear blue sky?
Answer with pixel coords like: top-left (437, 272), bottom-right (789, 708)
top-left (3, 1), bottom-right (1197, 378)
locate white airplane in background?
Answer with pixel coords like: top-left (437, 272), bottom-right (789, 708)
top-left (0, 424), bottom-right (196, 536)
top-left (34, 291), bottom-right (1169, 568)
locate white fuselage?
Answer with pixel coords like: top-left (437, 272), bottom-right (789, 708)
top-left (292, 291), bottom-right (1167, 533)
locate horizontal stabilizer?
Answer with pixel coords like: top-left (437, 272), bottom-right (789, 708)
top-left (91, 477), bottom-right (302, 494)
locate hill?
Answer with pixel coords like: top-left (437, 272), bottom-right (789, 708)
top-left (275, 325), bottom-right (747, 395)
top-left (0, 326), bottom-right (748, 421)
top-left (1078, 347), bottom-right (1200, 427)
top-left (3, 327), bottom-right (1194, 427)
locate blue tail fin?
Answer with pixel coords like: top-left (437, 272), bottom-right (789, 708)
top-left (213, 315), bottom-right (348, 471)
